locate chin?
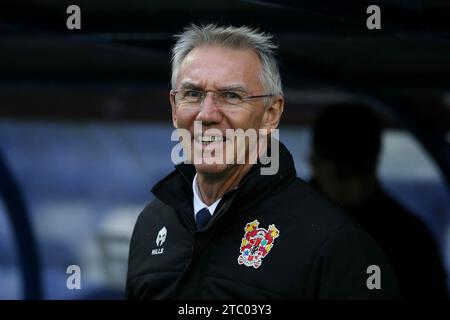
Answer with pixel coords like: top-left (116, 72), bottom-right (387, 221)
top-left (194, 162), bottom-right (230, 177)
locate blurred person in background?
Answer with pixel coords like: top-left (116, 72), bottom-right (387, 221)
top-left (309, 103), bottom-right (448, 299)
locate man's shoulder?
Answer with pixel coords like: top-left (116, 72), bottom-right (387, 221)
top-left (144, 197), bottom-right (171, 211)
top-left (262, 179), bottom-right (401, 298)
top-left (274, 177), bottom-right (359, 230)
top-left (134, 198), bottom-right (173, 226)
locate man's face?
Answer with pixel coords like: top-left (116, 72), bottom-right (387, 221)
top-left (170, 45), bottom-right (276, 178)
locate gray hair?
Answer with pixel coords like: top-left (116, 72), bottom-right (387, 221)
top-left (170, 24), bottom-right (283, 97)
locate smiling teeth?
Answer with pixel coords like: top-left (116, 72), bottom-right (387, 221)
top-left (196, 136), bottom-right (223, 143)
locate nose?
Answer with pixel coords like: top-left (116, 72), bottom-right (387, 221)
top-left (195, 92), bottom-right (222, 124)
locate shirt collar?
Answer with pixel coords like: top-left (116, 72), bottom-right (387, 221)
top-left (192, 174), bottom-right (221, 216)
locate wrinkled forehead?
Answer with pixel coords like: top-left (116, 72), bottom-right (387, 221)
top-left (176, 45), bottom-right (263, 92)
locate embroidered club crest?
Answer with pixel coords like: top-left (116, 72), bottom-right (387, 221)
top-left (238, 219), bottom-right (280, 269)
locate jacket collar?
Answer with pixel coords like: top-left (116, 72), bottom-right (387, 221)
top-left (151, 141), bottom-right (297, 218)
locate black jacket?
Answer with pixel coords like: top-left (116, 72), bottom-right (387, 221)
top-left (126, 143), bottom-right (400, 299)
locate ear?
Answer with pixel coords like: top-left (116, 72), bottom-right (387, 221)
top-left (261, 96), bottom-right (284, 130)
top-left (169, 90), bottom-right (178, 128)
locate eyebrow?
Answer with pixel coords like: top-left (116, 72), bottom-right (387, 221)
top-left (179, 82), bottom-right (202, 90)
top-left (178, 82), bottom-right (248, 93)
top-left (216, 85), bottom-right (248, 93)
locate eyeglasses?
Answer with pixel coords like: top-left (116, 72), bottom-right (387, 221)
top-left (171, 89), bottom-right (274, 107)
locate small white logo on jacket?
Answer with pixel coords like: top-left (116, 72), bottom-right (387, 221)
top-left (152, 226), bottom-right (167, 255)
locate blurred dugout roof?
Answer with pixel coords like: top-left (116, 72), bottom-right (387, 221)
top-left (0, 0), bottom-right (449, 131)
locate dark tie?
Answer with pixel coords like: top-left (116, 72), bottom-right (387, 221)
top-left (196, 207), bottom-right (212, 230)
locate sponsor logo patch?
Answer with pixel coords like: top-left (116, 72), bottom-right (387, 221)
top-left (152, 226), bottom-right (167, 255)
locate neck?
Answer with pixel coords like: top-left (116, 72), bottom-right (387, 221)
top-left (197, 164), bottom-right (253, 206)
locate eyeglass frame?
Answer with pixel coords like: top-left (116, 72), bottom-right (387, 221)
top-left (170, 88), bottom-right (275, 107)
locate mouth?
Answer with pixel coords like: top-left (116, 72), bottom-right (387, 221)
top-left (194, 134), bottom-right (225, 145)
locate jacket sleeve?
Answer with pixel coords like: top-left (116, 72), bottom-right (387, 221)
top-left (306, 226), bottom-right (402, 299)
top-left (125, 213), bottom-right (139, 300)
top-left (125, 207), bottom-right (148, 300)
